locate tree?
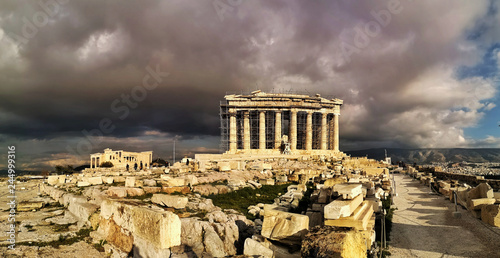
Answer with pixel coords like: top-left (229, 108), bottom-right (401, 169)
top-left (55, 165), bottom-right (74, 174)
top-left (100, 161), bottom-right (114, 168)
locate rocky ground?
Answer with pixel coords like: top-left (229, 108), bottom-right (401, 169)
top-left (0, 180), bottom-right (105, 257)
top-left (390, 174), bottom-right (500, 258)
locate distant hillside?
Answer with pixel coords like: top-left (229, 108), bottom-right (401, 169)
top-left (344, 148), bottom-right (500, 164)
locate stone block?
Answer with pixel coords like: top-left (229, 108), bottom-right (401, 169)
top-left (126, 188), bottom-right (145, 197)
top-left (103, 177), bottom-right (114, 184)
top-left (107, 187), bottom-right (128, 198)
top-left (481, 204), bottom-right (500, 227)
top-left (165, 178), bottom-right (186, 187)
top-left (333, 184), bottom-right (362, 199)
top-left (325, 201), bottom-right (374, 230)
top-left (77, 181), bottom-right (91, 187)
top-left (260, 178), bottom-right (275, 186)
top-left (469, 198), bottom-right (496, 210)
top-left (143, 187), bottom-right (162, 194)
top-left (101, 200), bottom-right (181, 249)
top-left (47, 176), bottom-right (59, 185)
top-left (324, 194), bottom-right (363, 220)
top-left (58, 175), bottom-right (67, 184)
top-left (218, 162), bottom-right (231, 172)
top-left (468, 183), bottom-right (494, 199)
top-left (495, 192), bottom-right (500, 204)
top-left (301, 226), bottom-right (366, 258)
top-left (152, 194), bottom-right (188, 209)
top-left (125, 177), bottom-right (136, 187)
top-left (17, 201), bottom-right (44, 212)
top-left (88, 176), bottom-right (103, 185)
top-left (261, 205), bottom-right (309, 244)
top-left (162, 186), bottom-right (191, 194)
top-left (244, 237), bottom-right (274, 258)
top-left (317, 188), bottom-right (332, 204)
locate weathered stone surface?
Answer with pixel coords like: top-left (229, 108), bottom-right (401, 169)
top-left (481, 204), bottom-right (500, 227)
top-left (324, 194), bottom-right (363, 220)
top-left (193, 185), bottom-right (219, 196)
top-left (469, 198), bottom-right (496, 210)
top-left (152, 194), bottom-right (188, 209)
top-left (101, 200), bottom-right (182, 249)
top-left (102, 176), bottom-right (114, 184)
top-left (244, 237), bottom-right (274, 258)
top-left (323, 177), bottom-right (347, 187)
top-left (47, 176), bottom-right (59, 186)
top-left (301, 226), bottom-right (366, 258)
top-left (106, 187), bottom-right (128, 198)
top-left (165, 178), bottom-right (186, 187)
top-left (218, 162), bottom-right (231, 171)
top-left (162, 186), bottom-right (191, 194)
top-left (143, 179), bottom-right (157, 187)
top-left (260, 178), bottom-right (275, 186)
top-left (58, 175), bottom-right (67, 184)
top-left (261, 205), bottom-right (309, 244)
top-left (324, 201), bottom-right (374, 230)
top-left (77, 181), bottom-right (90, 187)
top-left (98, 217), bottom-right (134, 253)
top-left (88, 176), bottom-right (103, 185)
top-left (17, 201), bottom-right (44, 212)
top-left (468, 183), bottom-right (494, 199)
top-left (125, 177), bottom-right (135, 187)
top-left (67, 195), bottom-right (99, 225)
top-left (143, 186), bottom-right (162, 194)
top-left (333, 184), bottom-right (362, 199)
top-left (126, 187), bottom-right (145, 197)
top-left (181, 217), bottom-right (206, 255)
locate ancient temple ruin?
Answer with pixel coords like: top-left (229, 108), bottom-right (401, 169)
top-left (90, 148), bottom-right (153, 169)
top-left (219, 90), bottom-right (343, 155)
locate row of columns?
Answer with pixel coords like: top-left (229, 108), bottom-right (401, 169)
top-left (228, 110), bottom-right (339, 153)
top-left (90, 156), bottom-right (100, 168)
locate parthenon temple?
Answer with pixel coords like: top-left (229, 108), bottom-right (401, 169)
top-left (220, 91), bottom-right (343, 155)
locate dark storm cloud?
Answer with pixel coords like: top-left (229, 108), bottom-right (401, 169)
top-left (0, 0), bottom-right (499, 169)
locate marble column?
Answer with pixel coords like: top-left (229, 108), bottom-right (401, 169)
top-left (229, 110), bottom-right (237, 152)
top-left (334, 113), bottom-right (339, 152)
top-left (275, 111), bottom-right (282, 149)
top-left (259, 111), bottom-right (266, 150)
top-left (321, 112), bottom-right (328, 150)
top-left (243, 111), bottom-right (250, 150)
top-left (290, 109), bottom-right (297, 150)
top-left (305, 111), bottom-right (313, 151)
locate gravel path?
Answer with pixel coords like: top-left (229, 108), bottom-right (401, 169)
top-left (389, 174), bottom-right (500, 258)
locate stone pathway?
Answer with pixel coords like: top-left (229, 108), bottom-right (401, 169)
top-left (390, 174), bottom-right (500, 258)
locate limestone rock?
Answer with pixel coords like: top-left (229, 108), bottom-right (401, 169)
top-left (125, 177), bottom-right (135, 187)
top-left (77, 181), bottom-right (91, 187)
top-left (126, 187), bottom-right (145, 197)
top-left (143, 187), bottom-right (162, 194)
top-left (261, 205), bottom-right (309, 244)
top-left (88, 176), bottom-right (103, 185)
top-left (106, 187), bottom-right (128, 198)
top-left (101, 200), bottom-right (182, 249)
top-left (333, 184), bottom-right (362, 199)
top-left (143, 179), bottom-right (157, 187)
top-left (152, 194), bottom-right (188, 209)
top-left (324, 194), bottom-right (363, 220)
top-left (301, 226), bottom-right (366, 258)
top-left (481, 204), bottom-right (500, 227)
top-left (47, 176), bottom-right (59, 186)
top-left (244, 237), bottom-right (274, 258)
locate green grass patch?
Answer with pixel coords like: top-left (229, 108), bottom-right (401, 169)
top-left (207, 183), bottom-right (292, 219)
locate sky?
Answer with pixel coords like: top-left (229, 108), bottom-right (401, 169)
top-left (0, 0), bottom-right (500, 171)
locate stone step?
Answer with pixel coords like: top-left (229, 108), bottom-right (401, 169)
top-left (324, 200), bottom-right (374, 230)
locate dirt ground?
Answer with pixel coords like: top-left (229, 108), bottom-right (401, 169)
top-left (390, 174), bottom-right (500, 258)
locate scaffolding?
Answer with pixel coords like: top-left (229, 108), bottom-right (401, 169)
top-left (265, 111), bottom-right (276, 149)
top-left (312, 112), bottom-right (322, 149)
top-left (236, 111), bottom-right (244, 149)
top-left (249, 110), bottom-right (259, 149)
top-left (296, 111), bottom-right (307, 150)
top-left (219, 102), bottom-right (229, 153)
